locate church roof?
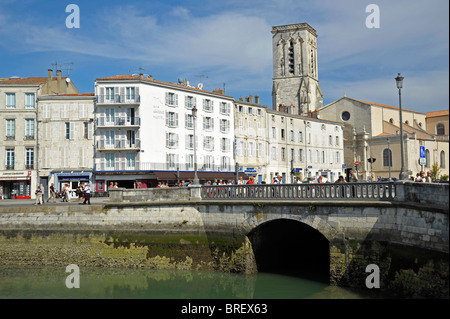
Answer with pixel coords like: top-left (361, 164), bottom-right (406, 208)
top-left (426, 110), bottom-right (449, 118)
top-left (321, 96), bottom-right (424, 114)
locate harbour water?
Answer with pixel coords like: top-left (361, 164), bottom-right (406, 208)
top-left (0, 266), bottom-right (374, 299)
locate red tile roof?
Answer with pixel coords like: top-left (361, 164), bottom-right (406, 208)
top-left (426, 110), bottom-right (449, 118)
top-left (0, 77), bottom-right (67, 84)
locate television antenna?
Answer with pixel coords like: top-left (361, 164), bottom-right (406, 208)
top-left (129, 67), bottom-right (148, 77)
top-left (61, 62), bottom-right (74, 77)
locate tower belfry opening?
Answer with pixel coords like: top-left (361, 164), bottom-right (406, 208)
top-left (271, 23), bottom-right (323, 116)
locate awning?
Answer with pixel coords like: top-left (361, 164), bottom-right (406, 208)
top-left (153, 171), bottom-right (248, 182)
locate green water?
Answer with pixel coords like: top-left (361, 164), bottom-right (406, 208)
top-left (0, 266), bottom-right (373, 299)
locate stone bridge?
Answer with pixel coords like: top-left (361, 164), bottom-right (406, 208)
top-left (0, 181), bottom-right (448, 297)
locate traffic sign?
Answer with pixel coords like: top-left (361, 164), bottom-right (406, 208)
top-left (419, 146), bottom-right (426, 165)
top-left (355, 161), bottom-right (359, 166)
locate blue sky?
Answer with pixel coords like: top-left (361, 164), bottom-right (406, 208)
top-left (0, 0), bottom-right (448, 113)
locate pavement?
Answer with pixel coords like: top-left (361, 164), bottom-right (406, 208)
top-left (0, 196), bottom-right (109, 207)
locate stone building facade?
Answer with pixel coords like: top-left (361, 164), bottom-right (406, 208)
top-left (271, 23), bottom-right (323, 115)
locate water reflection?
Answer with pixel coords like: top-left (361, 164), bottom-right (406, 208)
top-left (0, 266), bottom-right (364, 299)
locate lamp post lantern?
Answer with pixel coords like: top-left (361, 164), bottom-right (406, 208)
top-left (395, 73), bottom-right (408, 180)
top-left (191, 105), bottom-right (199, 185)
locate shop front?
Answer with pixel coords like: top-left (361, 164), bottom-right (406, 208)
top-left (0, 170), bottom-right (33, 199)
top-left (53, 171), bottom-right (93, 192)
top-left (93, 171), bottom-right (155, 192)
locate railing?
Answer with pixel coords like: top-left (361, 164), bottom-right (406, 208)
top-left (201, 182), bottom-right (396, 201)
top-left (96, 95), bottom-right (140, 104)
top-left (97, 139), bottom-right (141, 150)
top-left (97, 116), bottom-right (140, 127)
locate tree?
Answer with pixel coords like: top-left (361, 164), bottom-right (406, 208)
top-left (431, 163), bottom-right (441, 181)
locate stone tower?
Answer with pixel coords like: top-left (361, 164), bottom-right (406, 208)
top-left (271, 23), bottom-right (323, 115)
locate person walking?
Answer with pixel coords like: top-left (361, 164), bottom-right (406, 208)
top-left (83, 184), bottom-right (91, 205)
top-left (34, 184), bottom-right (44, 205)
top-left (425, 171), bottom-right (433, 183)
top-left (47, 183), bottom-right (56, 203)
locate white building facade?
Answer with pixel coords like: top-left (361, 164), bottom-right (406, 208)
top-left (93, 75), bottom-right (236, 190)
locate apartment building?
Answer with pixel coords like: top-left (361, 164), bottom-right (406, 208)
top-left (93, 74), bottom-right (236, 190)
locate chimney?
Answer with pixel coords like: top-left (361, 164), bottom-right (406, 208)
top-left (255, 95), bottom-right (259, 104)
top-left (239, 96), bottom-right (244, 101)
top-left (139, 73), bottom-right (143, 79)
top-left (56, 70), bottom-right (62, 93)
top-left (56, 69), bottom-right (62, 80)
top-left (148, 75), bottom-right (153, 80)
top-left (48, 69), bottom-right (53, 80)
top-left (248, 94), bottom-right (253, 103)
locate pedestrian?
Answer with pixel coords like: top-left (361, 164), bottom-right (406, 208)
top-left (0, 186), bottom-right (3, 200)
top-left (65, 183), bottom-right (71, 202)
top-left (34, 184), bottom-right (44, 205)
top-left (47, 183), bottom-right (56, 203)
top-left (349, 170), bottom-right (359, 182)
top-left (425, 171), bottom-right (433, 183)
top-left (108, 182), bottom-right (114, 190)
top-left (83, 184), bottom-right (91, 205)
top-left (114, 182), bottom-right (118, 188)
top-left (415, 171), bottom-right (425, 182)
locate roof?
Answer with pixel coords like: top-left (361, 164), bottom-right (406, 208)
top-left (0, 77), bottom-right (67, 84)
top-left (266, 108), bottom-right (344, 125)
top-left (426, 110), bottom-right (449, 118)
top-left (322, 96), bottom-right (424, 114)
top-left (96, 75), bottom-right (235, 99)
top-left (152, 171), bottom-right (249, 181)
top-left (58, 93), bottom-right (95, 96)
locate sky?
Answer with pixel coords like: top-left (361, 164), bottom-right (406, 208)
top-left (0, 0), bottom-right (448, 113)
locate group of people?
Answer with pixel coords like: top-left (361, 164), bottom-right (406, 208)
top-left (34, 182), bottom-right (91, 205)
top-left (414, 171), bottom-right (433, 183)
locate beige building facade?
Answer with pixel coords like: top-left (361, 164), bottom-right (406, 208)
top-left (319, 97), bottom-right (449, 180)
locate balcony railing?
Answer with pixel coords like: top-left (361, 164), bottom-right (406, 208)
top-left (97, 95), bottom-right (140, 104)
top-left (5, 164), bottom-right (14, 170)
top-left (97, 139), bottom-right (141, 150)
top-left (201, 182), bottom-right (396, 201)
top-left (97, 116), bottom-right (141, 127)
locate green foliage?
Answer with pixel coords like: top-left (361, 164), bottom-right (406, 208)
top-left (389, 260), bottom-right (449, 298)
top-left (439, 174), bottom-right (449, 181)
top-left (431, 163), bottom-right (441, 180)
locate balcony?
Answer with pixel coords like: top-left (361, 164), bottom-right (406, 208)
top-left (97, 94), bottom-right (140, 104)
top-left (97, 116), bottom-right (141, 127)
top-left (5, 164), bottom-right (14, 170)
top-left (97, 139), bottom-right (141, 151)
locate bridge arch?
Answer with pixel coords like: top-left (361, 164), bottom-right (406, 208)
top-left (247, 218), bottom-right (331, 283)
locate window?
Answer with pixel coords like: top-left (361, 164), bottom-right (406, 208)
top-left (257, 143), bottom-right (264, 157)
top-left (42, 104), bottom-right (50, 119)
top-left (166, 111), bottom-right (178, 128)
top-left (298, 131), bottom-right (303, 143)
top-left (290, 149), bottom-right (295, 162)
top-left (166, 132), bottom-right (178, 148)
top-left (281, 129), bottom-right (285, 140)
top-left (299, 149), bottom-right (304, 162)
top-left (105, 130), bottom-right (115, 146)
top-left (441, 151), bottom-right (446, 168)
top-left (65, 122), bottom-right (70, 139)
top-left (105, 88), bottom-right (115, 101)
top-left (187, 155), bottom-right (194, 169)
top-left (126, 153), bottom-right (135, 168)
top-left (126, 87), bottom-right (135, 101)
top-left (248, 142), bottom-right (255, 157)
top-left (220, 119), bottom-right (230, 133)
top-left (335, 136), bottom-right (339, 146)
top-left (383, 149), bottom-right (392, 167)
top-left (106, 153), bottom-right (115, 168)
top-left (6, 119), bottom-right (15, 138)
top-left (257, 109), bottom-right (262, 116)
top-left (220, 102), bottom-right (230, 115)
top-left (425, 149), bottom-right (430, 168)
top-left (25, 119), bottom-right (34, 138)
top-left (166, 92), bottom-right (178, 106)
top-left (6, 149), bottom-right (14, 169)
top-left (336, 151), bottom-right (340, 164)
top-left (204, 156), bottom-right (214, 169)
top-left (61, 104), bottom-right (70, 119)
top-left (106, 108), bottom-right (115, 123)
top-left (83, 122), bottom-right (88, 139)
top-left (25, 93), bottom-right (35, 108)
top-left (221, 156), bottom-right (229, 170)
top-left (203, 99), bottom-right (213, 112)
top-left (329, 135), bottom-right (333, 145)
top-left (281, 147), bottom-right (286, 161)
top-left (26, 148), bottom-right (34, 168)
top-left (186, 134), bottom-right (194, 150)
top-left (221, 138), bottom-right (230, 152)
top-left (238, 141), bottom-right (245, 156)
top-left (341, 111), bottom-right (350, 121)
top-left (185, 114), bottom-right (194, 129)
top-left (271, 146), bottom-right (277, 161)
top-left (436, 124), bottom-right (445, 135)
top-left (203, 117), bottom-right (214, 131)
top-left (203, 136), bottom-right (214, 151)
top-left (6, 93), bottom-right (15, 108)
top-left (290, 130), bottom-right (294, 142)
top-left (167, 154), bottom-right (177, 169)
top-left (185, 96), bottom-right (196, 109)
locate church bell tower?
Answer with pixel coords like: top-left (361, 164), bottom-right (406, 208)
top-left (271, 23), bottom-right (323, 115)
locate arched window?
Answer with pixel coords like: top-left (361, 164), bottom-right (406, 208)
top-left (389, 118), bottom-right (394, 124)
top-left (383, 148), bottom-right (392, 167)
top-left (405, 120), bottom-right (409, 125)
top-left (436, 123), bottom-right (445, 135)
top-left (441, 151), bottom-right (446, 168)
top-left (425, 149), bottom-right (430, 168)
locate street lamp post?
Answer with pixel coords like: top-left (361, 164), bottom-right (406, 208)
top-left (395, 73), bottom-right (408, 180)
top-left (191, 105), bottom-right (199, 185)
top-left (387, 137), bottom-right (391, 181)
